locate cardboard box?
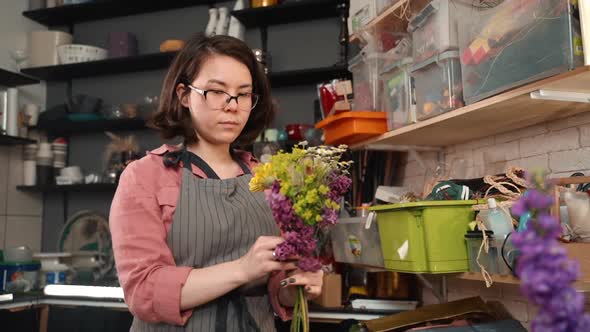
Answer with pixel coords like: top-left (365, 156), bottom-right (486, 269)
top-left (312, 273), bottom-right (342, 308)
top-left (564, 242), bottom-right (590, 282)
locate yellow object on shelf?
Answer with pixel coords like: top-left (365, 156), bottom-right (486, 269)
top-left (251, 0), bottom-right (278, 8)
top-left (159, 40), bottom-right (185, 52)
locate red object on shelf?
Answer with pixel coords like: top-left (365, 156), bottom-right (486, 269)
top-left (285, 124), bottom-right (313, 141)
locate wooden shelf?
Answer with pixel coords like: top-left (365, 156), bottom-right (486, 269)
top-left (455, 272), bottom-right (590, 293)
top-left (351, 66), bottom-right (590, 150)
top-left (231, 0), bottom-right (339, 27)
top-left (0, 68), bottom-right (39, 87)
top-left (36, 118), bottom-right (147, 136)
top-left (349, 0), bottom-right (429, 43)
top-left (17, 183), bottom-right (117, 193)
top-left (21, 52), bottom-right (176, 81)
top-left (22, 0), bottom-right (224, 26)
top-left (270, 65), bottom-right (350, 87)
top-left (0, 135), bottom-right (36, 146)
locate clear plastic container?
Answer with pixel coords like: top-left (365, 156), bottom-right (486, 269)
top-left (349, 52), bottom-right (382, 111)
top-left (376, 0), bottom-right (398, 14)
top-left (458, 0), bottom-right (583, 104)
top-left (411, 50), bottom-right (464, 120)
top-left (379, 57), bottom-right (416, 130)
top-left (408, 0), bottom-right (469, 64)
top-left (465, 231), bottom-right (516, 275)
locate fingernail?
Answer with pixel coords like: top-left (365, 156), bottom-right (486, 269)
top-left (288, 278), bottom-right (296, 284)
top-left (280, 280), bottom-right (288, 287)
top-left (305, 286), bottom-right (311, 292)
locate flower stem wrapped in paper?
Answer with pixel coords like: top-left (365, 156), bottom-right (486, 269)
top-left (249, 142), bottom-right (352, 332)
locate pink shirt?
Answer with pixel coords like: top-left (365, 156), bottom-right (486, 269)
top-left (109, 144), bottom-right (289, 326)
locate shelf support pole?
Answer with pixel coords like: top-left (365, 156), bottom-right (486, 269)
top-left (416, 274), bottom-right (447, 304)
top-left (337, 0), bottom-right (349, 66)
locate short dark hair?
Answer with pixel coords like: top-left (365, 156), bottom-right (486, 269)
top-left (150, 34), bottom-right (274, 146)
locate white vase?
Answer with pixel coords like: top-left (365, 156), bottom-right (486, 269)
top-left (228, 0), bottom-right (246, 40)
top-left (216, 7), bottom-right (230, 35)
top-left (205, 8), bottom-right (219, 37)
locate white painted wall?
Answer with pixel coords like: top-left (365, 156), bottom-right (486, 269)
top-left (0, 0), bottom-right (46, 105)
top-left (0, 0), bottom-right (45, 251)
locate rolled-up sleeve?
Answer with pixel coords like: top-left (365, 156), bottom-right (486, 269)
top-left (110, 161), bottom-right (192, 325)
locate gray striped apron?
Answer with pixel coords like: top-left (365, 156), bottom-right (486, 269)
top-left (130, 148), bottom-right (278, 332)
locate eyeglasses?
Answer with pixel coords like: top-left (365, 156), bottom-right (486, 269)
top-left (187, 85), bottom-right (259, 112)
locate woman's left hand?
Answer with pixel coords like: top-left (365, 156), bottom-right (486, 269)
top-left (280, 268), bottom-right (324, 300)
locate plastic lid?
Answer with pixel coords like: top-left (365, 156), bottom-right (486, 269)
top-left (369, 199), bottom-right (481, 211)
top-left (408, 0), bottom-right (441, 32)
top-left (487, 198), bottom-right (497, 209)
top-left (411, 50), bottom-right (460, 72)
top-left (465, 230), bottom-right (494, 239)
top-left (381, 57), bottom-right (413, 74)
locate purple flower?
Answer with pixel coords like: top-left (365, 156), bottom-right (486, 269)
top-left (320, 208), bottom-right (338, 227)
top-left (264, 171), bottom-right (352, 275)
top-left (329, 174), bottom-right (352, 196)
top-left (298, 257), bottom-right (322, 272)
top-left (512, 175), bottom-right (589, 331)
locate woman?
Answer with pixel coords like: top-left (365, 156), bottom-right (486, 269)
top-left (109, 34), bottom-right (323, 331)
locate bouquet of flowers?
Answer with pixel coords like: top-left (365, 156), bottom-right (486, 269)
top-left (249, 142), bottom-right (352, 332)
top-left (511, 172), bottom-right (590, 331)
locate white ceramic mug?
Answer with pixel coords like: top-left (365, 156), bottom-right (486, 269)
top-left (23, 104), bottom-right (40, 126)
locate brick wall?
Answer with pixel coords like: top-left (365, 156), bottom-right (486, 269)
top-left (396, 111), bottom-right (590, 329)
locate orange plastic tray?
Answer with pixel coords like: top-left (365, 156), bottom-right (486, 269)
top-left (315, 111), bottom-right (388, 145)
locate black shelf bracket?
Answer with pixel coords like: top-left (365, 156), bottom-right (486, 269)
top-left (337, 0), bottom-right (350, 67)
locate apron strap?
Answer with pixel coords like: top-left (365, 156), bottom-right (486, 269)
top-left (215, 292), bottom-right (261, 332)
top-left (164, 146), bottom-right (251, 178)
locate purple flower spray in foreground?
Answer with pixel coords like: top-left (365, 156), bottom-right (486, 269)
top-left (511, 172), bottom-right (590, 331)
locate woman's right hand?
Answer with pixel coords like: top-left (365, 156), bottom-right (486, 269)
top-left (236, 236), bottom-right (296, 283)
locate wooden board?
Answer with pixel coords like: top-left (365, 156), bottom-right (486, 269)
top-left (352, 66), bottom-right (590, 149)
top-left (455, 242), bottom-right (590, 294)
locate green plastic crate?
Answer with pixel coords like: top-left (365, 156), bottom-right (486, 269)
top-left (370, 200), bottom-right (478, 273)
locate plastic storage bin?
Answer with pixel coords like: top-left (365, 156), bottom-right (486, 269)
top-left (315, 111), bottom-right (388, 145)
top-left (349, 53), bottom-right (382, 111)
top-left (379, 57), bottom-right (416, 130)
top-left (370, 200), bottom-right (477, 273)
top-left (412, 50), bottom-right (464, 120)
top-left (349, 0), bottom-right (377, 35)
top-left (408, 0), bottom-right (469, 63)
top-left (465, 231), bottom-right (516, 275)
top-left (377, 0), bottom-right (399, 14)
top-left (330, 216), bottom-right (385, 268)
top-left (458, 0), bottom-right (583, 104)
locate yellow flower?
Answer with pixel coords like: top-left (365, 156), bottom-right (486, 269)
top-left (318, 185), bottom-right (329, 195)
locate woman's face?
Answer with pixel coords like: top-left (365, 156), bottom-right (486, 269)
top-left (179, 54), bottom-right (254, 145)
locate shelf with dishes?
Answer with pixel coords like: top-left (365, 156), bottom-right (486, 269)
top-left (0, 68), bottom-right (39, 87)
top-left (22, 0), bottom-right (226, 27)
top-left (231, 0), bottom-right (341, 27)
top-left (20, 50), bottom-right (350, 87)
top-left (21, 52), bottom-right (177, 81)
top-left (350, 66), bottom-right (590, 150)
top-left (33, 117), bottom-right (148, 137)
top-left (16, 183), bottom-right (117, 193)
top-left (0, 134), bottom-right (37, 146)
